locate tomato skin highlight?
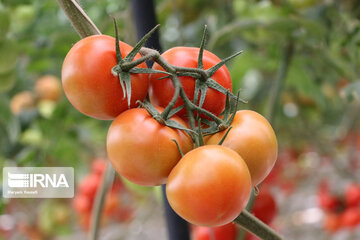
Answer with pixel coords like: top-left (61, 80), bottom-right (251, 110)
top-left (106, 107), bottom-right (193, 186)
top-left (149, 47), bottom-right (232, 120)
top-left (205, 110), bottom-right (278, 186)
top-left (166, 145), bottom-right (251, 227)
top-left (62, 35), bottom-right (149, 120)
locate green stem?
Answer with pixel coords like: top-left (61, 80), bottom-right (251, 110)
top-left (121, 51), bottom-right (160, 71)
top-left (89, 163), bottom-right (115, 240)
top-left (234, 210), bottom-right (283, 240)
top-left (161, 76), bottom-right (181, 120)
top-left (57, 0), bottom-right (101, 38)
top-left (238, 41), bottom-right (294, 240)
top-left (265, 41), bottom-right (294, 121)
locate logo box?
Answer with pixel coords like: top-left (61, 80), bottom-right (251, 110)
top-left (3, 167), bottom-right (74, 198)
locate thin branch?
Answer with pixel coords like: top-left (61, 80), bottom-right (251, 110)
top-left (89, 163), bottom-right (115, 240)
top-left (234, 210), bottom-right (283, 240)
top-left (57, 0), bottom-right (101, 38)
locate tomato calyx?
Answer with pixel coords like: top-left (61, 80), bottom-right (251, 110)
top-left (110, 22), bottom-right (167, 107)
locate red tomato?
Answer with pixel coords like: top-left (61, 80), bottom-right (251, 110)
top-left (192, 223), bottom-right (237, 240)
top-left (340, 207), bottom-right (360, 228)
top-left (91, 158), bottom-right (107, 176)
top-left (107, 107), bottom-right (193, 186)
top-left (62, 35), bottom-right (149, 120)
top-left (252, 187), bottom-right (277, 224)
top-left (78, 174), bottom-right (101, 198)
top-left (323, 213), bottom-right (340, 233)
top-left (345, 183), bottom-right (360, 207)
top-left (317, 191), bottom-right (340, 211)
top-left (166, 145), bottom-right (251, 226)
top-left (104, 192), bottom-right (119, 215)
top-left (73, 194), bottom-right (92, 214)
top-left (205, 110), bottom-right (278, 186)
top-left (149, 47), bottom-right (232, 120)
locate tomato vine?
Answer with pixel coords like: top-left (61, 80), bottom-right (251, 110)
top-left (57, 1), bottom-right (283, 240)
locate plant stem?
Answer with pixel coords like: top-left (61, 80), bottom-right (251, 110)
top-left (234, 210), bottom-right (283, 240)
top-left (265, 41), bottom-right (294, 122)
top-left (89, 163), bottom-right (115, 240)
top-left (57, 0), bottom-right (101, 38)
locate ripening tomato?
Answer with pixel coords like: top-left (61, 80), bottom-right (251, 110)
top-left (107, 107), bottom-right (193, 186)
top-left (192, 223), bottom-right (237, 240)
top-left (78, 174), bottom-right (101, 198)
top-left (149, 47), bottom-right (232, 120)
top-left (205, 110), bottom-right (278, 186)
top-left (323, 213), bottom-right (340, 233)
top-left (318, 191), bottom-right (340, 211)
top-left (35, 75), bottom-right (62, 101)
top-left (339, 207), bottom-right (360, 228)
top-left (10, 91), bottom-right (35, 115)
top-left (62, 35), bottom-right (149, 120)
top-left (166, 145), bottom-right (251, 226)
top-left (345, 183), bottom-right (360, 207)
top-left (73, 194), bottom-right (92, 214)
top-left (252, 187), bottom-right (277, 224)
top-left (91, 158), bottom-right (107, 176)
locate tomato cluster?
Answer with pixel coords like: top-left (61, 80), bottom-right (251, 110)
top-left (318, 181), bottom-right (360, 233)
top-left (61, 32), bottom-right (278, 227)
top-left (73, 158), bottom-right (133, 230)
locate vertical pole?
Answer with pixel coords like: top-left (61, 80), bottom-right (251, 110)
top-left (130, 1), bottom-right (191, 240)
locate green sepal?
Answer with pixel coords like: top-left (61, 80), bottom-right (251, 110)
top-left (222, 92), bottom-right (231, 120)
top-left (206, 78), bottom-right (247, 103)
top-left (171, 139), bottom-right (184, 157)
top-left (165, 119), bottom-right (196, 134)
top-left (139, 100), bottom-right (195, 134)
top-left (124, 24), bottom-right (160, 62)
top-left (113, 18), bottom-right (123, 63)
top-left (197, 119), bottom-right (205, 146)
top-left (225, 91), bottom-right (241, 126)
top-left (197, 25), bottom-right (208, 69)
top-left (138, 99), bottom-right (161, 119)
top-left (206, 50), bottom-right (243, 77)
top-left (119, 71), bottom-right (132, 106)
top-left (218, 127), bottom-right (232, 145)
top-left (168, 105), bottom-right (184, 118)
top-left (192, 79), bottom-right (208, 110)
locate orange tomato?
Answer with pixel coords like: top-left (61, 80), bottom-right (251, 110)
top-left (205, 110), bottom-right (278, 186)
top-left (166, 145), bottom-right (251, 226)
top-left (107, 107), bottom-right (193, 186)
